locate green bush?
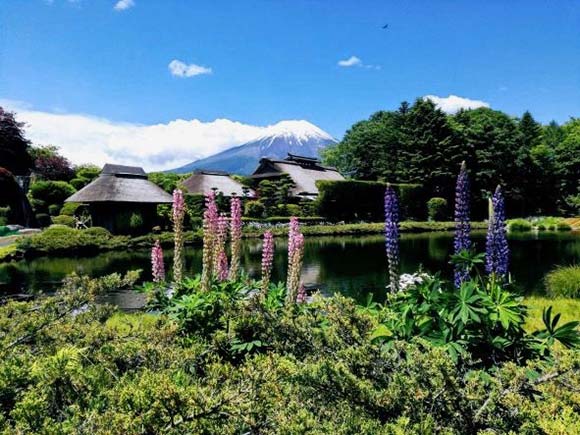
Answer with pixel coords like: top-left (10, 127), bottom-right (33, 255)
top-left (51, 215), bottom-right (76, 227)
top-left (35, 213), bottom-right (51, 228)
top-left (286, 204), bottom-right (302, 217)
top-left (316, 180), bottom-right (426, 222)
top-left (29, 180), bottom-right (76, 205)
top-left (557, 222), bottom-right (572, 231)
top-left (426, 197), bottom-right (448, 221)
top-left (48, 203), bottom-right (61, 216)
top-left (129, 212), bottom-right (144, 232)
top-left (545, 265), bottom-right (580, 298)
top-left (508, 218), bottom-right (533, 232)
top-left (69, 177), bottom-right (89, 190)
top-left (60, 202), bottom-right (82, 216)
top-left (0, 206), bottom-right (9, 226)
top-left (245, 200), bottom-right (265, 218)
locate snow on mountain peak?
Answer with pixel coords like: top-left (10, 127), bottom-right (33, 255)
top-left (257, 120), bottom-right (335, 145)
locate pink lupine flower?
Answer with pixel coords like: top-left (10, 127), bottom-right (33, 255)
top-left (172, 189), bottom-right (186, 283)
top-left (261, 230), bottom-right (275, 295)
top-left (286, 218), bottom-right (304, 304)
top-left (229, 196), bottom-right (243, 280)
top-left (217, 250), bottom-right (229, 282)
top-left (296, 283), bottom-right (307, 304)
top-left (201, 191), bottom-right (219, 291)
top-left (151, 240), bottom-right (165, 283)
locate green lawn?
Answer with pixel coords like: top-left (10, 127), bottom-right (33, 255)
top-left (524, 296), bottom-right (580, 332)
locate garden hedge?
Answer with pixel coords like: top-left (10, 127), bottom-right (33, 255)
top-left (315, 180), bottom-right (427, 221)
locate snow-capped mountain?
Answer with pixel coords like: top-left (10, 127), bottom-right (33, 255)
top-left (169, 120), bottom-right (337, 175)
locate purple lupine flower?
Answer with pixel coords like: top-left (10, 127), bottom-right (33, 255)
top-left (217, 250), bottom-right (229, 282)
top-left (485, 185), bottom-right (509, 279)
top-left (151, 240), bottom-right (165, 283)
top-left (229, 196), bottom-right (243, 280)
top-left (453, 161), bottom-right (471, 288)
top-left (172, 189), bottom-right (186, 283)
top-left (296, 283), bottom-right (307, 304)
top-left (384, 184), bottom-right (400, 292)
top-left (260, 230), bottom-right (275, 295)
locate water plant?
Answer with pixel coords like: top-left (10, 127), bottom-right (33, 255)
top-left (260, 230), bottom-right (274, 295)
top-left (384, 184), bottom-right (400, 292)
top-left (453, 161), bottom-right (471, 288)
top-left (150, 239), bottom-right (165, 283)
top-left (229, 196), bottom-right (242, 280)
top-left (486, 185), bottom-right (509, 280)
top-left (172, 189), bottom-right (186, 283)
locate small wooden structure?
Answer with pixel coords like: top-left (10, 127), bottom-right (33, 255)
top-left (182, 170), bottom-right (255, 197)
top-left (65, 164), bottom-right (172, 234)
top-left (251, 154), bottom-right (344, 199)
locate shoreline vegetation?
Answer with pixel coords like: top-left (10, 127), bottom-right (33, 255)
top-left (0, 221), bottom-right (492, 262)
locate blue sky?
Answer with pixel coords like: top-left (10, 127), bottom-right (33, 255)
top-left (1, 0), bottom-right (579, 169)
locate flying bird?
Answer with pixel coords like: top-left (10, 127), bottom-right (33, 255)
top-left (382, 23), bottom-right (389, 29)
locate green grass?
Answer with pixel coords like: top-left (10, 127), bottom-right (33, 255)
top-left (545, 265), bottom-right (580, 298)
top-left (524, 296), bottom-right (580, 332)
top-left (0, 244), bottom-right (17, 261)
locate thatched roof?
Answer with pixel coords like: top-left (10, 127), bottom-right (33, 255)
top-left (251, 154), bottom-right (344, 197)
top-left (65, 164), bottom-right (173, 204)
top-left (182, 170), bottom-right (255, 197)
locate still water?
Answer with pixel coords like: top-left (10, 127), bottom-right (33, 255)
top-left (1, 231), bottom-right (578, 309)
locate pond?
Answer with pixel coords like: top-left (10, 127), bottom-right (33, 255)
top-left (1, 231), bottom-right (579, 309)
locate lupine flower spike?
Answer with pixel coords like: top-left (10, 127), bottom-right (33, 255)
top-left (453, 161), bottom-right (471, 288)
top-left (260, 230), bottom-right (274, 296)
top-left (214, 213), bottom-right (229, 281)
top-left (229, 196), bottom-right (243, 280)
top-left (485, 185), bottom-right (509, 280)
top-left (172, 189), bottom-right (186, 283)
top-left (201, 190), bottom-right (219, 291)
top-left (296, 283), bottom-right (307, 304)
top-left (286, 217), bottom-right (304, 304)
top-left (384, 184), bottom-right (400, 292)
top-left (151, 240), bottom-right (165, 283)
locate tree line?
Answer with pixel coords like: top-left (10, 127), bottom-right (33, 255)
top-left (322, 99), bottom-right (580, 217)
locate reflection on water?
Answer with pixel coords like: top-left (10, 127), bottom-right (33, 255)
top-left (1, 231), bottom-right (579, 308)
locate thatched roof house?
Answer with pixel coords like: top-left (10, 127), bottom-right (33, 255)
top-left (182, 170), bottom-right (255, 198)
top-left (66, 164), bottom-right (172, 234)
top-left (251, 154), bottom-right (344, 198)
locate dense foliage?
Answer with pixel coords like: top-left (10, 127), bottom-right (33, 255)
top-left (2, 270), bottom-right (580, 433)
top-left (545, 265), bottom-right (580, 299)
top-left (0, 107), bottom-right (33, 176)
top-left (323, 99), bottom-right (580, 216)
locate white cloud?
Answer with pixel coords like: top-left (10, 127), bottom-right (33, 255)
top-left (168, 59), bottom-right (212, 77)
top-left (114, 0), bottom-right (134, 11)
top-left (337, 56), bottom-right (380, 70)
top-left (1, 102), bottom-right (271, 171)
top-left (423, 94), bottom-right (490, 113)
top-left (338, 56), bottom-right (362, 67)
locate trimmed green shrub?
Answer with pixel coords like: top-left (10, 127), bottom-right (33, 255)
top-left (557, 222), bottom-right (572, 231)
top-left (508, 218), bottom-right (533, 232)
top-left (69, 177), bottom-right (89, 190)
top-left (0, 206), bottom-right (9, 226)
top-left (316, 180), bottom-right (426, 222)
top-left (286, 204), bottom-right (302, 217)
top-left (129, 212), bottom-right (144, 233)
top-left (29, 180), bottom-right (76, 205)
top-left (545, 265), bottom-right (580, 298)
top-left (60, 202), bottom-right (82, 216)
top-left (51, 215), bottom-right (76, 227)
top-left (426, 197), bottom-right (448, 221)
top-left (48, 204), bottom-right (61, 216)
top-left (245, 200), bottom-right (265, 218)
top-left (35, 213), bottom-right (51, 228)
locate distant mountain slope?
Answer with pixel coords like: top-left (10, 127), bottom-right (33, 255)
top-left (169, 120), bottom-right (337, 175)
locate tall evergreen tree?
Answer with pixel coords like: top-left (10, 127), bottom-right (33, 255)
top-left (0, 107), bottom-right (33, 176)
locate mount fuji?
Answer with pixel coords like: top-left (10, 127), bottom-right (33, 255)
top-left (169, 120), bottom-right (337, 175)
